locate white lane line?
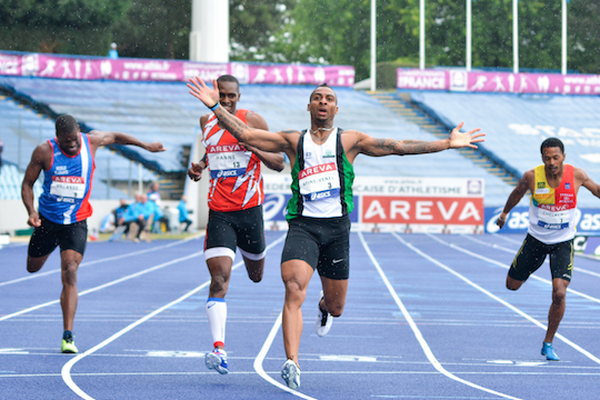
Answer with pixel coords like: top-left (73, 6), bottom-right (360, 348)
top-left (0, 234), bottom-right (203, 287)
top-left (359, 232), bottom-right (522, 400)
top-left (62, 234), bottom-right (287, 400)
top-left (253, 312), bottom-right (317, 400)
top-left (431, 234), bottom-right (600, 306)
top-left (415, 233), bottom-right (600, 365)
top-left (460, 234), bottom-right (600, 279)
top-left (0, 250), bottom-right (205, 322)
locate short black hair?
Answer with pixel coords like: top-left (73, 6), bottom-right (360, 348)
top-left (540, 137), bottom-right (564, 154)
top-left (217, 74), bottom-right (240, 91)
top-left (309, 83), bottom-right (337, 104)
top-left (55, 114), bottom-right (79, 137)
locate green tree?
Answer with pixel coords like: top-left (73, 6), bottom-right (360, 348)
top-left (230, 0), bottom-right (297, 60)
top-left (111, 0), bottom-right (191, 59)
top-left (0, 0), bottom-right (131, 55)
top-left (568, 0), bottom-right (600, 74)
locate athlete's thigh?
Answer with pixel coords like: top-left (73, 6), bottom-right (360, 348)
top-left (205, 209), bottom-right (238, 252)
top-left (28, 217), bottom-right (60, 259)
top-left (281, 219), bottom-right (320, 270)
top-left (548, 239), bottom-right (574, 282)
top-left (509, 234), bottom-right (548, 281)
top-left (316, 216), bottom-right (351, 280)
top-left (57, 220), bottom-right (88, 256)
top-left (235, 206), bottom-right (266, 255)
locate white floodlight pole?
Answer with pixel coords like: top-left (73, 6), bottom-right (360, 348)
top-left (513, 0), bottom-right (518, 74)
top-left (561, 0), bottom-right (567, 75)
top-left (371, 0), bottom-right (377, 91)
top-left (466, 0), bottom-right (472, 71)
top-left (420, 0), bottom-right (425, 70)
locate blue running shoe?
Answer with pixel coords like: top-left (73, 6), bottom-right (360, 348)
top-left (205, 348), bottom-right (229, 374)
top-left (541, 342), bottom-right (559, 361)
top-left (281, 359), bottom-right (301, 390)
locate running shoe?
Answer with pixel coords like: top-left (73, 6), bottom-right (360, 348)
top-left (281, 359), bottom-right (301, 390)
top-left (61, 338), bottom-right (78, 354)
top-left (316, 291), bottom-right (332, 337)
top-left (541, 342), bottom-right (559, 361)
top-left (205, 348), bottom-right (229, 374)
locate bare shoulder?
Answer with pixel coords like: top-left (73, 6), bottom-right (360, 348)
top-left (573, 166), bottom-right (590, 181)
top-left (200, 113), bottom-right (211, 129)
top-left (245, 110), bottom-right (269, 130)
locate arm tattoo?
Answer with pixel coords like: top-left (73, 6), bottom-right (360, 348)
top-left (215, 108), bottom-right (248, 140)
top-left (373, 139), bottom-right (443, 155)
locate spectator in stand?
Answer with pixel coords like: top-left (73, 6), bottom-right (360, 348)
top-left (113, 198), bottom-right (130, 225)
top-left (148, 182), bottom-right (170, 232)
top-left (177, 195), bottom-right (192, 232)
top-left (120, 193), bottom-right (153, 242)
top-left (108, 42), bottom-right (119, 59)
top-left (148, 182), bottom-right (161, 206)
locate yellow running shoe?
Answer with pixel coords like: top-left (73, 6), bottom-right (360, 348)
top-left (61, 338), bottom-right (78, 354)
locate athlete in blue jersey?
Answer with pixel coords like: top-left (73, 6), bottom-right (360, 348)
top-left (21, 114), bottom-right (165, 354)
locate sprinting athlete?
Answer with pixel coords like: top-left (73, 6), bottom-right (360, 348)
top-left (496, 137), bottom-right (600, 361)
top-left (187, 74), bottom-right (285, 375)
top-left (21, 114), bottom-right (165, 353)
top-left (188, 76), bottom-right (484, 389)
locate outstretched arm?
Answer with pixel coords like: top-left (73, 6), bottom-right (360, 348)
top-left (89, 131), bottom-right (166, 153)
top-left (496, 171), bottom-right (532, 229)
top-left (243, 111), bottom-right (285, 171)
top-left (353, 122), bottom-right (485, 158)
top-left (579, 168), bottom-right (600, 199)
top-left (187, 77), bottom-right (289, 154)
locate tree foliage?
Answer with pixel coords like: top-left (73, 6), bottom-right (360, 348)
top-left (0, 0), bottom-right (599, 79)
top-left (0, 0), bottom-right (131, 54)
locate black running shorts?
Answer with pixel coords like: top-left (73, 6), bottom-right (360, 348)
top-left (281, 215), bottom-right (351, 280)
top-left (204, 205), bottom-right (266, 254)
top-left (28, 214), bottom-right (88, 258)
top-left (509, 233), bottom-right (574, 282)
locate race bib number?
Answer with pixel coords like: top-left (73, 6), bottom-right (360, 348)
top-left (299, 162), bottom-right (340, 202)
top-left (537, 208), bottom-right (570, 230)
top-left (207, 144), bottom-right (248, 179)
top-left (50, 176), bottom-right (86, 199)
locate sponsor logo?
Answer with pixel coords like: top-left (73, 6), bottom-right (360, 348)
top-left (323, 149), bottom-right (335, 158)
top-left (299, 162), bottom-right (336, 179)
top-left (207, 144), bottom-right (244, 153)
top-left (52, 176), bottom-right (84, 184)
top-left (216, 170), bottom-right (238, 178)
top-left (308, 190), bottom-right (332, 201)
top-left (332, 259), bottom-right (344, 264)
top-left (537, 182), bottom-right (546, 189)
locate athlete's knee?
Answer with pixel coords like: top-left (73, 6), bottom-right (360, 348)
top-left (552, 287), bottom-right (567, 305)
top-left (209, 276), bottom-right (229, 296)
top-left (506, 275), bottom-right (523, 291)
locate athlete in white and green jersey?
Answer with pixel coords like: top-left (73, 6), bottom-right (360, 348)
top-left (188, 77), bottom-right (485, 390)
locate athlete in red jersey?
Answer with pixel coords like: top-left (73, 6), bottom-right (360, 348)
top-left (187, 75), bottom-right (285, 374)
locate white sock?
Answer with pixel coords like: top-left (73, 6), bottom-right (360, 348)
top-left (206, 298), bottom-right (227, 348)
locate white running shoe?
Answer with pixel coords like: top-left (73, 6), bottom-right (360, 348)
top-left (316, 291), bottom-right (333, 337)
top-left (205, 348), bottom-right (229, 374)
top-left (281, 359), bottom-right (301, 390)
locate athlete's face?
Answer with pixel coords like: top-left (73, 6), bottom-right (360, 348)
top-left (217, 81), bottom-right (240, 115)
top-left (56, 131), bottom-right (81, 156)
top-left (541, 146), bottom-right (565, 177)
top-left (307, 86), bottom-right (338, 123)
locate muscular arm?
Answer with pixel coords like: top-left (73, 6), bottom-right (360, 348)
top-left (347, 122), bottom-right (485, 161)
top-left (577, 168), bottom-right (600, 199)
top-left (88, 130), bottom-right (166, 154)
top-left (244, 112), bottom-right (285, 172)
top-left (21, 144), bottom-right (49, 227)
top-left (496, 170), bottom-right (532, 229)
